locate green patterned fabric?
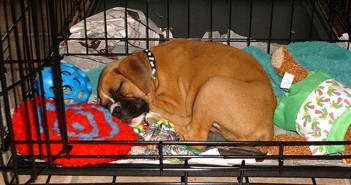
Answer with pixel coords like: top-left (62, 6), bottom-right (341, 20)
top-left (274, 71), bottom-right (351, 154)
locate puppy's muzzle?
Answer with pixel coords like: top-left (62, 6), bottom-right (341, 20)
top-left (109, 98), bottom-right (149, 123)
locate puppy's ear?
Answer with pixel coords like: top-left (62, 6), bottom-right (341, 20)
top-left (116, 51), bottom-right (152, 95)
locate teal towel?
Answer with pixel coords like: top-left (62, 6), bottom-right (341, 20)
top-left (244, 41), bottom-right (351, 98)
top-left (244, 46), bottom-right (285, 97)
top-left (86, 65), bottom-right (105, 95)
top-left (287, 41), bottom-right (351, 88)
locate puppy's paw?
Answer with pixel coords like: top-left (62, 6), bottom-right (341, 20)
top-left (189, 145), bottom-right (207, 151)
top-left (145, 111), bottom-right (163, 124)
top-left (175, 132), bottom-right (185, 141)
top-left (178, 128), bottom-right (207, 151)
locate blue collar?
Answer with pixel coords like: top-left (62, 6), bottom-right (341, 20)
top-left (143, 49), bottom-right (157, 80)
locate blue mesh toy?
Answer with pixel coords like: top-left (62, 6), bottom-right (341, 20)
top-left (35, 62), bottom-right (92, 104)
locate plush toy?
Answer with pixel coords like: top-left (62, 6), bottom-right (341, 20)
top-left (12, 97), bottom-right (137, 167)
top-left (271, 46), bottom-right (309, 83)
top-left (269, 46), bottom-right (351, 163)
top-left (132, 119), bottom-right (199, 156)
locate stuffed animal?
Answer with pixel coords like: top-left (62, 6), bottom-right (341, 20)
top-left (269, 46), bottom-right (351, 163)
top-left (271, 46), bottom-right (309, 83)
top-left (132, 119), bottom-right (199, 156)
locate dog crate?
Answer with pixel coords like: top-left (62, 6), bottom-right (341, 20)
top-left (1, 0), bottom-right (351, 184)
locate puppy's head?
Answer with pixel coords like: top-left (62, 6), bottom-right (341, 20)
top-left (98, 51), bottom-right (154, 126)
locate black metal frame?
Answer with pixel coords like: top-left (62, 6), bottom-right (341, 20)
top-left (1, 0), bottom-right (351, 184)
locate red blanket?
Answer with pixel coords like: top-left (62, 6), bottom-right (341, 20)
top-left (12, 97), bottom-right (136, 166)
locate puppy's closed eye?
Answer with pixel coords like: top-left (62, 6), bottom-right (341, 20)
top-left (113, 81), bottom-right (124, 98)
top-left (98, 91), bottom-right (115, 108)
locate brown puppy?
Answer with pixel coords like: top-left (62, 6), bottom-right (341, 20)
top-left (98, 39), bottom-right (276, 153)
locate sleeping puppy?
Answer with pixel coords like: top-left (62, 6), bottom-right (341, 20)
top-left (98, 39), bottom-right (276, 153)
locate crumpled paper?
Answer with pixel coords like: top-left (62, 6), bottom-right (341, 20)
top-left (188, 148), bottom-right (256, 166)
top-left (61, 7), bottom-right (164, 55)
top-left (60, 7), bottom-right (170, 72)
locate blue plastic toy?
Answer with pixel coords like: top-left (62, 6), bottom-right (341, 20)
top-left (35, 62), bottom-right (92, 104)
